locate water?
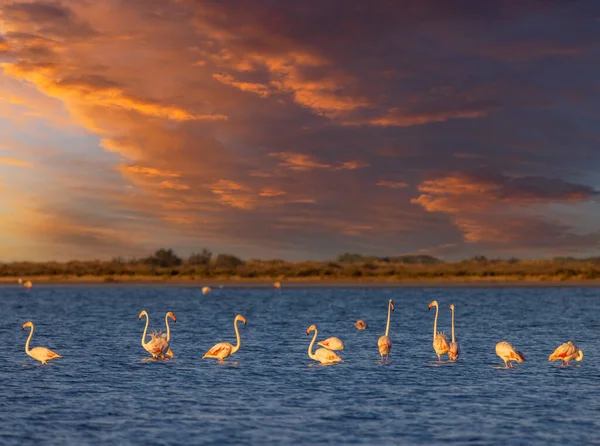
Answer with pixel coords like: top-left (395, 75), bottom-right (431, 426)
top-left (1, 286), bottom-right (599, 445)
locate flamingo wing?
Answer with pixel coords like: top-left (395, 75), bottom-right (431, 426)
top-left (549, 342), bottom-right (573, 361)
top-left (203, 342), bottom-right (232, 358)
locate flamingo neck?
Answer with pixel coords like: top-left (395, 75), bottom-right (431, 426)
top-left (25, 324), bottom-right (34, 353)
top-left (433, 304), bottom-right (439, 341)
top-left (141, 312), bottom-right (149, 347)
top-left (385, 301), bottom-right (392, 337)
top-left (165, 313), bottom-right (171, 342)
top-left (308, 328), bottom-right (318, 360)
top-left (231, 319), bottom-right (242, 354)
top-left (451, 307), bottom-right (456, 343)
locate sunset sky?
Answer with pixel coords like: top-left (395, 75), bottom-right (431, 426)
top-left (0, 0), bottom-right (599, 262)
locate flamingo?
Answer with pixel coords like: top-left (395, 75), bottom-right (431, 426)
top-left (306, 325), bottom-right (343, 364)
top-left (495, 341), bottom-right (525, 368)
top-left (138, 311), bottom-right (176, 359)
top-left (202, 286), bottom-right (211, 295)
top-left (318, 337), bottom-right (345, 351)
top-left (355, 320), bottom-right (367, 330)
top-left (377, 299), bottom-right (394, 363)
top-left (549, 341), bottom-right (583, 366)
top-left (202, 315), bottom-right (247, 362)
top-left (22, 321), bottom-right (61, 365)
top-left (24, 280), bottom-right (32, 289)
top-left (448, 304), bottom-right (460, 362)
top-left (274, 281), bottom-right (281, 289)
top-left (428, 300), bottom-right (449, 361)
top-left (17, 278), bottom-right (22, 285)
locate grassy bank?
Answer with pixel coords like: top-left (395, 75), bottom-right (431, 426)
top-left (2, 255), bottom-right (600, 284)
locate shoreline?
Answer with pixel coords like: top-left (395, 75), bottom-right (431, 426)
top-left (2, 275), bottom-right (600, 288)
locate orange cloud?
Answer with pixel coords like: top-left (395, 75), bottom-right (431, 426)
top-left (259, 188), bottom-right (286, 197)
top-left (377, 180), bottom-right (409, 189)
top-left (365, 107), bottom-right (493, 127)
top-left (120, 164), bottom-right (181, 178)
top-left (0, 156), bottom-right (34, 167)
top-left (212, 73), bottom-right (270, 98)
top-left (268, 152), bottom-right (330, 171)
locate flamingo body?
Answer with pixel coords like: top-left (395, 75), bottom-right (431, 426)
top-left (306, 325), bottom-right (342, 364)
top-left (318, 337), bottom-right (344, 351)
top-left (448, 304), bottom-right (459, 362)
top-left (274, 281), bottom-right (281, 289)
top-left (378, 299), bottom-right (395, 362)
top-left (203, 315), bottom-right (246, 362)
top-left (496, 341), bottom-right (525, 368)
top-left (138, 311), bottom-right (176, 359)
top-left (202, 286), bottom-right (211, 295)
top-left (22, 321), bottom-right (61, 365)
top-left (428, 301), bottom-right (449, 361)
top-left (549, 341), bottom-right (583, 366)
top-left (355, 320), bottom-right (367, 330)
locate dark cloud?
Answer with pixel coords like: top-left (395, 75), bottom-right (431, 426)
top-left (0, 0), bottom-right (599, 260)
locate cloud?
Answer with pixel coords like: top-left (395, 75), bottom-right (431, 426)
top-left (0, 155), bottom-right (34, 167)
top-left (377, 180), bottom-right (409, 189)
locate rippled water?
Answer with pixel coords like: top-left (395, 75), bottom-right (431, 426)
top-left (1, 286), bottom-right (599, 445)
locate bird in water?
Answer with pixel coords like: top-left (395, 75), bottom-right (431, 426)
top-left (306, 325), bottom-right (343, 364)
top-left (549, 341), bottom-right (583, 366)
top-left (495, 341), bottom-right (525, 368)
top-left (355, 320), bottom-right (367, 330)
top-left (428, 301), bottom-right (449, 361)
top-left (138, 311), bottom-right (176, 360)
top-left (22, 321), bottom-right (61, 365)
top-left (448, 304), bottom-right (460, 362)
top-left (203, 315), bottom-right (247, 362)
top-left (377, 299), bottom-right (394, 363)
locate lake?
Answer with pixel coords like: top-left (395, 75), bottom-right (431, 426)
top-left (1, 286), bottom-right (599, 445)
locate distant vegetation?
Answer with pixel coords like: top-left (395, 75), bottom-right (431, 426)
top-left (1, 248), bottom-right (600, 283)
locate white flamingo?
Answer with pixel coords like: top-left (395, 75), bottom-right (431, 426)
top-left (203, 315), bottom-right (247, 362)
top-left (22, 321), bottom-right (61, 365)
top-left (377, 299), bottom-right (394, 363)
top-left (496, 341), bottom-right (525, 368)
top-left (318, 337), bottom-right (345, 351)
top-left (306, 325), bottom-right (343, 364)
top-left (549, 341), bottom-right (583, 366)
top-left (138, 311), bottom-right (176, 359)
top-left (448, 304), bottom-right (460, 362)
top-left (428, 300), bottom-right (449, 361)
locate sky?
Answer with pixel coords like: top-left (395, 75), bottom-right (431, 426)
top-left (0, 0), bottom-right (599, 262)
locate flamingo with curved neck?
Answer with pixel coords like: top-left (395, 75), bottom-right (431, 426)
top-left (428, 300), bottom-right (449, 361)
top-left (377, 299), bottom-right (394, 363)
top-left (448, 304), bottom-right (460, 362)
top-left (203, 315), bottom-right (247, 362)
top-left (138, 310), bottom-right (176, 359)
top-left (306, 325), bottom-right (342, 364)
top-left (22, 321), bottom-right (61, 365)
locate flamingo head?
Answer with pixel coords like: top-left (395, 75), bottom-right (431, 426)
top-left (428, 300), bottom-right (438, 310)
top-left (306, 324), bottom-right (317, 335)
top-left (450, 304), bottom-right (455, 310)
top-left (22, 321), bottom-right (33, 330)
top-left (389, 299), bottom-right (395, 311)
top-left (236, 315), bottom-right (247, 325)
top-left (167, 311), bottom-right (177, 322)
top-left (576, 349), bottom-right (584, 361)
top-left (138, 310), bottom-right (148, 320)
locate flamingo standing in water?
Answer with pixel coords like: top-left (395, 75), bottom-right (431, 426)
top-left (549, 341), bottom-right (583, 366)
top-left (203, 315), bottom-right (247, 362)
top-left (448, 304), bottom-right (460, 362)
top-left (318, 337), bottom-right (344, 351)
top-left (428, 301), bottom-right (449, 361)
top-left (138, 311), bottom-right (176, 359)
top-left (24, 280), bottom-right (32, 290)
top-left (22, 321), bottom-right (61, 365)
top-left (495, 341), bottom-right (525, 368)
top-left (355, 320), bottom-right (367, 330)
top-left (377, 299), bottom-right (395, 363)
top-left (274, 281), bottom-right (281, 290)
top-left (306, 325), bottom-right (343, 364)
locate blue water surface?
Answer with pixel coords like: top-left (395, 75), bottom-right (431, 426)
top-left (1, 286), bottom-right (599, 445)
